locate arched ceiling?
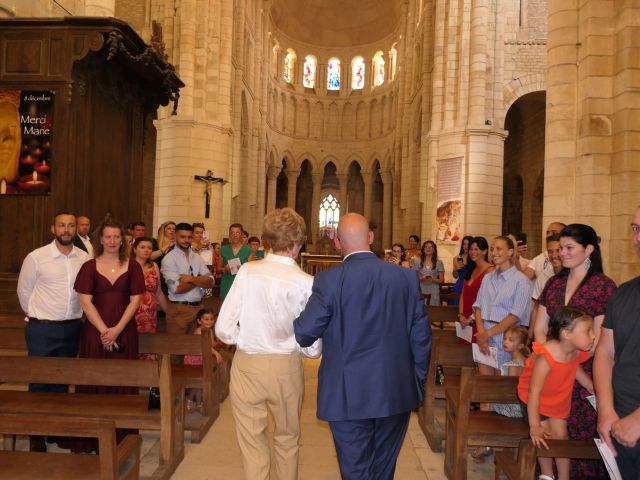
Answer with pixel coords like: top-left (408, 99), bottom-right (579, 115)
top-left (270, 0), bottom-right (402, 47)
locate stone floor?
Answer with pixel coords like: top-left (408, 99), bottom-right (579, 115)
top-left (164, 358), bottom-right (495, 479)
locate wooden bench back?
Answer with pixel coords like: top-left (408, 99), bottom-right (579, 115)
top-left (139, 328), bottom-right (212, 356)
top-left (432, 328), bottom-right (459, 344)
top-left (0, 312), bottom-right (26, 329)
top-left (0, 327), bottom-right (26, 352)
top-left (461, 366), bottom-right (520, 404)
top-left (0, 355), bottom-right (160, 388)
top-left (427, 305), bottom-right (458, 324)
top-left (433, 341), bottom-right (475, 368)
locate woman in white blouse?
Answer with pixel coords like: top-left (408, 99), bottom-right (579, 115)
top-left (216, 208), bottom-right (321, 480)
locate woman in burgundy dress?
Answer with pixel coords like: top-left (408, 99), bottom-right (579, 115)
top-left (73, 216), bottom-right (145, 452)
top-left (457, 236), bottom-right (493, 345)
top-left (132, 236), bottom-right (168, 360)
top-left (533, 224), bottom-right (616, 478)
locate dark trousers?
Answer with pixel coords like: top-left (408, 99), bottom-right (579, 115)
top-left (329, 411), bottom-right (410, 480)
top-left (25, 319), bottom-right (82, 393)
top-left (613, 437), bottom-right (640, 480)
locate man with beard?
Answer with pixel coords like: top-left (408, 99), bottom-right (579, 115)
top-left (17, 212), bottom-right (89, 451)
top-left (73, 215), bottom-right (93, 256)
top-left (161, 222), bottom-right (214, 333)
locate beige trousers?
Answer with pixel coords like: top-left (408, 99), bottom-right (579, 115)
top-left (230, 351), bottom-right (304, 480)
top-left (165, 303), bottom-right (199, 334)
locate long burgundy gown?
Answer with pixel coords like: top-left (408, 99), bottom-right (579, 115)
top-left (72, 258), bottom-right (145, 453)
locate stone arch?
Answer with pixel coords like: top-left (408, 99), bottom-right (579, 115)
top-left (296, 152), bottom-right (319, 173)
top-left (501, 74), bottom-right (546, 126)
top-left (281, 150), bottom-right (296, 170)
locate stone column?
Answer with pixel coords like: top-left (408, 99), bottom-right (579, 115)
top-left (381, 170), bottom-right (393, 248)
top-left (310, 172), bottom-right (322, 244)
top-left (266, 165), bottom-right (280, 213)
top-left (362, 170), bottom-right (373, 221)
top-left (286, 169), bottom-right (300, 210)
top-left (337, 173), bottom-right (349, 213)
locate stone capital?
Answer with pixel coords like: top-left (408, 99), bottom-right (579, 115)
top-left (267, 165), bottom-right (281, 180)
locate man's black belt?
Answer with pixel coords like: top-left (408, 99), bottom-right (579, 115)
top-left (28, 317), bottom-right (81, 325)
top-left (169, 301), bottom-right (200, 306)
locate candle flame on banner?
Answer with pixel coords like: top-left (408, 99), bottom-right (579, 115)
top-left (32, 171), bottom-right (37, 182)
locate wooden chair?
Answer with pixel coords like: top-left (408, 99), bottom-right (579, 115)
top-left (494, 438), bottom-right (602, 480)
top-left (441, 292), bottom-right (461, 306)
top-left (418, 340), bottom-right (475, 451)
top-left (444, 367), bottom-right (529, 480)
top-left (0, 354), bottom-right (184, 480)
top-left (0, 414), bottom-right (141, 480)
top-left (139, 329), bottom-right (220, 443)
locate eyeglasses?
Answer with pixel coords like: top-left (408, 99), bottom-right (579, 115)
top-left (631, 224), bottom-right (640, 234)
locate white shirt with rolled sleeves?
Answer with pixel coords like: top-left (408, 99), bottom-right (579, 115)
top-left (17, 241), bottom-right (89, 320)
top-left (216, 253), bottom-right (322, 357)
top-left (161, 246), bottom-right (213, 303)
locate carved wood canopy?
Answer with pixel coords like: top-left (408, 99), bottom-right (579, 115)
top-left (0, 17), bottom-right (184, 113)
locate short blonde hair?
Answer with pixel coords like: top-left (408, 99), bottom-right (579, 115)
top-left (262, 208), bottom-right (306, 253)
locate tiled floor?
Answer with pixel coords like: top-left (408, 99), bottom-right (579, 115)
top-left (164, 358), bottom-right (495, 479)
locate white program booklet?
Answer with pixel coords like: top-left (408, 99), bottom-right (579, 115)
top-left (587, 395), bottom-right (597, 411)
top-left (472, 343), bottom-right (499, 369)
top-left (455, 322), bottom-right (473, 343)
top-left (228, 257), bottom-right (241, 275)
top-left (594, 438), bottom-right (622, 480)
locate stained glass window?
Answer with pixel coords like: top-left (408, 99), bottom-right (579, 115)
top-left (327, 58), bottom-right (341, 90)
top-left (303, 55), bottom-right (316, 88)
top-left (283, 49), bottom-right (296, 83)
top-left (351, 57), bottom-right (365, 90)
top-left (319, 194), bottom-right (340, 230)
top-left (373, 52), bottom-right (385, 87)
top-left (389, 46), bottom-right (398, 80)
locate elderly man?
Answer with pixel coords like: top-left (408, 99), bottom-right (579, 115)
top-left (595, 207), bottom-right (640, 478)
top-left (294, 213), bottom-right (431, 479)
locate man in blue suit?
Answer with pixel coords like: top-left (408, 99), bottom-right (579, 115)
top-left (294, 213), bottom-right (431, 479)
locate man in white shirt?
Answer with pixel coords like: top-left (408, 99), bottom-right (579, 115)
top-left (17, 212), bottom-right (88, 451)
top-left (524, 222), bottom-right (566, 282)
top-left (73, 215), bottom-right (93, 256)
top-left (161, 222), bottom-right (214, 334)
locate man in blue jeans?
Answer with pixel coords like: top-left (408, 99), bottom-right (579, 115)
top-left (17, 212), bottom-right (88, 451)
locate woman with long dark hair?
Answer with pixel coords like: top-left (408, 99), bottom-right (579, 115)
top-left (419, 240), bottom-right (445, 305)
top-left (457, 237), bottom-right (493, 345)
top-left (451, 235), bottom-right (474, 305)
top-left (533, 224), bottom-right (616, 479)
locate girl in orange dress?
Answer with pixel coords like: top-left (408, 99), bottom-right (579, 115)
top-left (518, 307), bottom-right (595, 480)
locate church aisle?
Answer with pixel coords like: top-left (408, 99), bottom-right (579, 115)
top-left (162, 358), bottom-right (493, 479)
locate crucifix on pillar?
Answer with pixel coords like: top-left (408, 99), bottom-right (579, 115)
top-left (194, 170), bottom-right (227, 218)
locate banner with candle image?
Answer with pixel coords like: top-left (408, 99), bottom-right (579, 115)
top-left (0, 90), bottom-right (53, 195)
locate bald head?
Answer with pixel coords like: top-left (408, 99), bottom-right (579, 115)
top-left (336, 213), bottom-right (373, 255)
top-left (546, 222), bottom-right (566, 238)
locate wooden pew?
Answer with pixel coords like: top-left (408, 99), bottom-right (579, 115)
top-left (427, 305), bottom-right (458, 329)
top-left (0, 414), bottom-right (141, 480)
top-left (0, 327), bottom-right (26, 355)
top-left (0, 312), bottom-right (26, 329)
top-left (139, 329), bottom-right (220, 443)
top-left (0, 355), bottom-right (184, 480)
top-left (444, 367), bottom-right (529, 480)
top-left (418, 340), bottom-right (475, 452)
top-left (494, 438), bottom-right (602, 480)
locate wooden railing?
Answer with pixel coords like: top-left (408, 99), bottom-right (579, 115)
top-left (300, 253), bottom-right (342, 276)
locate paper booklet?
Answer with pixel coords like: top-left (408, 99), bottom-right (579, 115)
top-left (472, 343), bottom-right (498, 369)
top-left (586, 395), bottom-right (597, 411)
top-left (455, 322), bottom-right (473, 343)
top-left (594, 438), bottom-right (623, 480)
top-left (228, 257), bottom-right (241, 275)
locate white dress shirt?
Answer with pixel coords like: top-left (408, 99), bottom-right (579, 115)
top-left (17, 240), bottom-right (89, 320)
top-left (78, 234), bottom-right (94, 257)
top-left (160, 246), bottom-right (213, 302)
top-left (216, 253), bottom-right (321, 357)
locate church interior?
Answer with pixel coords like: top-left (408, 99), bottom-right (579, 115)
top-left (0, 0), bottom-right (639, 479)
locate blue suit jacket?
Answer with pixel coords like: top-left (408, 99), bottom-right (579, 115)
top-left (294, 252), bottom-right (431, 422)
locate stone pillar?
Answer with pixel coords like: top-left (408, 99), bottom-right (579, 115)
top-left (362, 170), bottom-right (373, 221)
top-left (266, 165), bottom-right (280, 213)
top-left (337, 173), bottom-right (349, 213)
top-left (286, 169), bottom-right (300, 210)
top-left (310, 172), bottom-right (322, 244)
top-left (381, 170), bottom-right (393, 248)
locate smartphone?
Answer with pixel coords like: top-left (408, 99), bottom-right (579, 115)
top-left (202, 230), bottom-right (210, 241)
top-left (384, 249), bottom-right (391, 256)
top-left (255, 249), bottom-right (265, 259)
top-left (515, 232), bottom-right (527, 246)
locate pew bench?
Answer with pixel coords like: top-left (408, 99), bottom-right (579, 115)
top-left (418, 340), bottom-right (475, 452)
top-left (427, 305), bottom-right (458, 329)
top-left (0, 312), bottom-right (26, 329)
top-left (444, 367), bottom-right (529, 480)
top-left (139, 329), bottom-right (220, 443)
top-left (0, 355), bottom-right (184, 480)
top-left (0, 414), bottom-right (141, 480)
top-left (0, 327), bottom-right (26, 355)
top-left (494, 439), bottom-right (602, 480)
